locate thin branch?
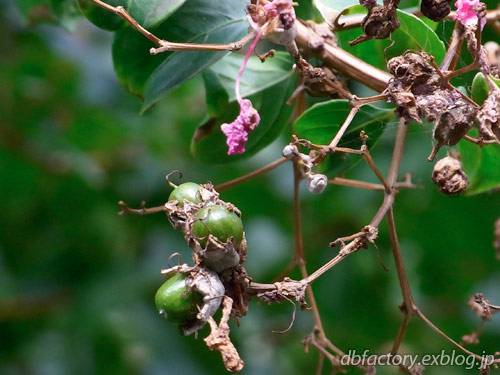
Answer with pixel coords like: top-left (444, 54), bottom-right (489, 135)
top-left (118, 200), bottom-right (166, 215)
top-left (328, 107), bottom-right (359, 148)
top-left (90, 0), bottom-right (255, 54)
top-left (328, 176), bottom-right (416, 191)
top-left (215, 157), bottom-right (287, 192)
top-left (391, 312), bottom-right (410, 355)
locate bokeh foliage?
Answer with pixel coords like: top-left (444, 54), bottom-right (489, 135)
top-left (1, 0), bottom-right (500, 374)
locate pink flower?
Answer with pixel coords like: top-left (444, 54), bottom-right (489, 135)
top-left (221, 99), bottom-right (260, 155)
top-left (454, 0), bottom-right (486, 30)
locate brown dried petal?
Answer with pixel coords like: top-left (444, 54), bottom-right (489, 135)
top-left (420, 0), bottom-right (451, 22)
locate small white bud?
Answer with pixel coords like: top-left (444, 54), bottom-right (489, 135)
top-left (306, 174), bottom-right (328, 194)
top-left (282, 144), bottom-right (299, 160)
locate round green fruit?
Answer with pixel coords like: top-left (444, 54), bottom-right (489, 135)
top-left (168, 182), bottom-right (202, 207)
top-left (193, 206), bottom-right (243, 247)
top-left (77, 0), bottom-right (125, 31)
top-left (154, 273), bottom-right (203, 323)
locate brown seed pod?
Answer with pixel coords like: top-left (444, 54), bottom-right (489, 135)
top-left (350, 4), bottom-right (400, 46)
top-left (432, 156), bottom-right (469, 195)
top-left (420, 0), bottom-right (451, 22)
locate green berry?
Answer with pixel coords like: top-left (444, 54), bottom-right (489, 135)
top-left (154, 273), bottom-right (203, 323)
top-left (168, 182), bottom-right (202, 207)
top-left (77, 0), bottom-right (125, 31)
top-left (193, 206), bottom-right (243, 247)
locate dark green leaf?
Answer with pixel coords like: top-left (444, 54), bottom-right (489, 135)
top-left (471, 72), bottom-right (500, 105)
top-left (127, 0), bottom-right (187, 29)
top-left (293, 100), bottom-right (394, 174)
top-left (191, 75), bottom-right (296, 164)
top-left (202, 69), bottom-right (229, 118)
top-left (78, 0), bottom-right (126, 31)
top-left (140, 0), bottom-right (249, 110)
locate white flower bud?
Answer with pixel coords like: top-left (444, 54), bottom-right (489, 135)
top-left (306, 173), bottom-right (328, 194)
top-left (282, 144), bottom-right (299, 160)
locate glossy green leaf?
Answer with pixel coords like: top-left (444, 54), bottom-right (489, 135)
top-left (141, 0), bottom-right (248, 110)
top-left (127, 0), bottom-right (187, 28)
top-left (471, 72), bottom-right (500, 105)
top-left (191, 75), bottom-right (296, 164)
top-left (294, 100), bottom-right (394, 174)
top-left (112, 0), bottom-right (248, 102)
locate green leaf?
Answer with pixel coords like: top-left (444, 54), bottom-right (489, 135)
top-left (209, 52), bottom-right (295, 101)
top-left (202, 69), bottom-right (229, 118)
top-left (458, 129), bottom-right (500, 196)
top-left (337, 9), bottom-right (445, 72)
top-left (471, 73), bottom-right (500, 105)
top-left (191, 68), bottom-right (296, 164)
top-left (389, 10), bottom-right (445, 64)
top-left (141, 0), bottom-right (249, 110)
top-left (293, 100), bottom-right (394, 174)
top-left (112, 0), bottom-right (248, 101)
top-left (78, 0), bottom-right (126, 31)
top-left (127, 0), bottom-right (187, 29)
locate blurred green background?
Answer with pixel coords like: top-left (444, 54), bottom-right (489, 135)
top-left (1, 0), bottom-right (499, 374)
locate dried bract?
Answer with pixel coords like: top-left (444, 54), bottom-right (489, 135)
top-left (494, 218), bottom-right (500, 260)
top-left (432, 156), bottom-right (469, 195)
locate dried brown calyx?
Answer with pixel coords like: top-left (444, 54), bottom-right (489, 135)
top-left (420, 0), bottom-right (452, 22)
top-left (387, 52), bottom-right (462, 124)
top-left (350, 0), bottom-right (400, 46)
top-left (431, 155), bottom-right (469, 195)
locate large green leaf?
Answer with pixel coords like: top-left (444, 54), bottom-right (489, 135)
top-left (141, 0), bottom-right (249, 110)
top-left (112, 0), bottom-right (248, 102)
top-left (191, 58), bottom-right (296, 163)
top-left (336, 9), bottom-right (445, 72)
top-left (458, 75), bottom-right (500, 195)
top-left (293, 100), bottom-right (394, 174)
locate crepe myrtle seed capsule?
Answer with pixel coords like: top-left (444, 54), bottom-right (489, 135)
top-left (155, 273), bottom-right (204, 323)
top-left (307, 173), bottom-right (328, 194)
top-left (193, 205), bottom-right (244, 248)
top-left (432, 156), bottom-right (469, 196)
top-left (168, 182), bottom-right (202, 207)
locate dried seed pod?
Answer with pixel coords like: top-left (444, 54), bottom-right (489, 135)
top-left (433, 105), bottom-right (475, 146)
top-left (432, 156), bottom-right (469, 195)
top-left (420, 0), bottom-right (451, 22)
top-left (306, 173), bottom-right (328, 194)
top-left (350, 4), bottom-right (400, 46)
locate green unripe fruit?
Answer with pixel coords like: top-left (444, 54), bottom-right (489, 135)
top-left (155, 273), bottom-right (203, 323)
top-left (168, 182), bottom-right (202, 207)
top-left (193, 206), bottom-right (243, 247)
top-left (77, 0), bottom-right (125, 31)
